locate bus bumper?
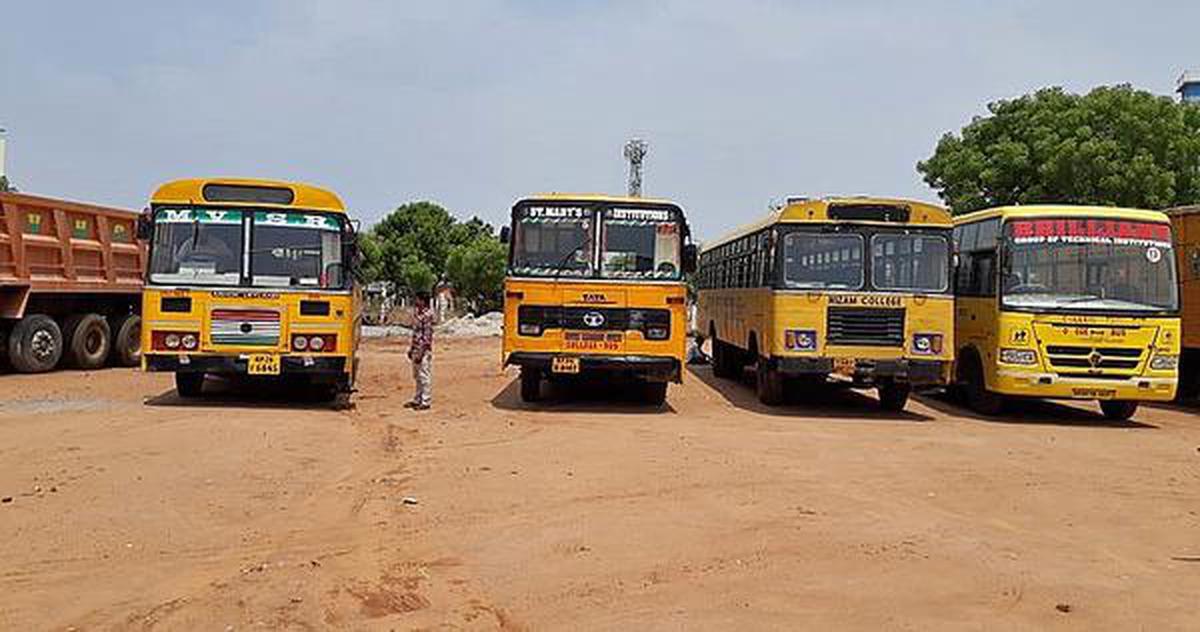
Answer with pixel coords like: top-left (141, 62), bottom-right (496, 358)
top-left (505, 351), bottom-right (681, 383)
top-left (774, 356), bottom-right (950, 387)
top-left (144, 353), bottom-right (348, 377)
top-left (993, 370), bottom-right (1177, 401)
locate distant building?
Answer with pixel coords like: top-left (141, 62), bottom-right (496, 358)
top-left (1179, 71), bottom-right (1200, 103)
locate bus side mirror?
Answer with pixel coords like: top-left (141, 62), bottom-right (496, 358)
top-left (136, 208), bottom-right (153, 241)
top-left (499, 226), bottom-right (511, 244)
top-left (683, 244), bottom-right (698, 274)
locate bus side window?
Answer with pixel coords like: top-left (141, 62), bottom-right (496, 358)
top-left (969, 251), bottom-right (997, 297)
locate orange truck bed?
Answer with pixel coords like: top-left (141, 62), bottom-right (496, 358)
top-left (1, 192), bottom-right (146, 372)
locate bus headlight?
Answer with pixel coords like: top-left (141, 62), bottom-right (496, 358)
top-left (912, 333), bottom-right (943, 355)
top-left (164, 333), bottom-right (181, 350)
top-left (152, 331), bottom-right (199, 352)
top-left (645, 326), bottom-right (669, 340)
top-left (785, 329), bottom-right (817, 351)
top-left (181, 334), bottom-right (199, 350)
top-left (292, 335), bottom-right (308, 351)
top-left (1000, 348), bottom-right (1038, 365)
top-left (1150, 354), bottom-right (1179, 371)
top-left (518, 323), bottom-right (542, 336)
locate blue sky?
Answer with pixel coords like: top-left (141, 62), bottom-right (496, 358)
top-left (1, 1), bottom-right (1196, 239)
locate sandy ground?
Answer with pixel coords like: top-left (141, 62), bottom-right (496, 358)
top-left (2, 337), bottom-right (1200, 631)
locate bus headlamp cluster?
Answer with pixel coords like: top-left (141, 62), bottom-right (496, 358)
top-left (292, 334), bottom-right (336, 353)
top-left (153, 331), bottom-right (200, 351)
top-left (1150, 354), bottom-right (1179, 371)
top-left (785, 329), bottom-right (817, 351)
top-left (912, 333), bottom-right (943, 355)
top-left (1000, 348), bottom-right (1038, 365)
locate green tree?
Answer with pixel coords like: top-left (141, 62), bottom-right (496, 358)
top-left (362, 200), bottom-right (497, 296)
top-left (918, 85), bottom-right (1200, 214)
top-left (446, 235), bottom-right (507, 314)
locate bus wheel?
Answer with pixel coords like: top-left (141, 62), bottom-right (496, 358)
top-left (962, 356), bottom-right (1004, 416)
top-left (110, 314), bottom-right (142, 367)
top-left (176, 372), bottom-right (205, 398)
top-left (642, 381), bottom-right (668, 406)
top-left (878, 381), bottom-right (911, 412)
top-left (63, 313), bottom-right (112, 370)
top-left (8, 314), bottom-right (64, 374)
top-left (1099, 400), bottom-right (1138, 421)
top-left (519, 367), bottom-right (542, 402)
top-left (756, 358), bottom-right (784, 406)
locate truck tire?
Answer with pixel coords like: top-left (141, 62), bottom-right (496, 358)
top-left (176, 372), bottom-right (205, 398)
top-left (63, 313), bottom-right (112, 370)
top-left (8, 314), bottom-right (64, 373)
top-left (110, 314), bottom-right (142, 367)
top-left (961, 354), bottom-right (1004, 416)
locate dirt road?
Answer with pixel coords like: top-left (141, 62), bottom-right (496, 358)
top-left (2, 338), bottom-right (1199, 630)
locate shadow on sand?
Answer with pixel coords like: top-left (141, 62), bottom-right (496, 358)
top-left (915, 391), bottom-right (1158, 429)
top-left (144, 375), bottom-right (351, 411)
top-left (490, 377), bottom-right (677, 415)
top-left (687, 364), bottom-right (933, 422)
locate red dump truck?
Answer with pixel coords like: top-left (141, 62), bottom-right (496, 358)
top-left (0, 191), bottom-right (145, 373)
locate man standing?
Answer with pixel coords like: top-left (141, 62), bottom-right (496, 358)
top-left (406, 292), bottom-right (434, 410)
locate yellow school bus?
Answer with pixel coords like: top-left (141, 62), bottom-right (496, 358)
top-left (953, 206), bottom-right (1180, 419)
top-left (500, 194), bottom-right (696, 405)
top-left (1166, 205), bottom-right (1199, 399)
top-left (138, 178), bottom-right (361, 400)
top-left (697, 196), bottom-right (954, 410)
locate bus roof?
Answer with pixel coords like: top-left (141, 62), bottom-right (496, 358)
top-left (150, 178), bottom-right (346, 213)
top-left (954, 205), bottom-right (1172, 225)
top-left (515, 192), bottom-right (682, 207)
top-left (703, 196), bottom-right (949, 253)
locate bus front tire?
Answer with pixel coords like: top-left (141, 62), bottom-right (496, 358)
top-left (1099, 400), bottom-right (1138, 421)
top-left (756, 358), bottom-right (784, 406)
top-left (176, 372), bottom-right (205, 398)
top-left (962, 357), bottom-right (1004, 416)
top-left (878, 381), bottom-right (911, 412)
top-left (642, 381), bottom-right (668, 406)
top-left (519, 368), bottom-right (541, 402)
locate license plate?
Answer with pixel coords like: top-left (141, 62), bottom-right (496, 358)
top-left (248, 354), bottom-right (281, 375)
top-left (551, 356), bottom-right (581, 374)
top-left (832, 358), bottom-right (856, 377)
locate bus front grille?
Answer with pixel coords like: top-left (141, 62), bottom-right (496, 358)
top-left (210, 309), bottom-right (281, 346)
top-left (1045, 346), bottom-right (1144, 373)
top-left (826, 307), bottom-right (905, 347)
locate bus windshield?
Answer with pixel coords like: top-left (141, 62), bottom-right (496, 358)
top-left (601, 207), bottom-right (682, 280)
top-left (872, 233), bottom-right (950, 292)
top-left (148, 208), bottom-right (348, 289)
top-left (149, 208), bottom-right (244, 286)
top-left (782, 232), bottom-right (864, 289)
top-left (1003, 218), bottom-right (1178, 313)
top-left (250, 212), bottom-right (346, 288)
top-left (509, 206), bottom-right (594, 278)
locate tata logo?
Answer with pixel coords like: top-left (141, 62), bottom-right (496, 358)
top-left (1088, 351), bottom-right (1103, 369)
top-left (582, 293), bottom-right (609, 303)
top-left (582, 311), bottom-right (606, 328)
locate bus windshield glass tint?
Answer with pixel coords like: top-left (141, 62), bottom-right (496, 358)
top-left (149, 208), bottom-right (244, 286)
top-left (510, 206), bottom-right (594, 277)
top-left (1003, 218), bottom-right (1178, 312)
top-left (250, 212), bottom-right (346, 289)
top-left (783, 233), bottom-right (864, 289)
top-left (601, 207), bottom-right (682, 279)
top-left (872, 234), bottom-right (949, 292)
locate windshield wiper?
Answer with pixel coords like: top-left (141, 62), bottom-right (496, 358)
top-left (551, 237), bottom-right (591, 281)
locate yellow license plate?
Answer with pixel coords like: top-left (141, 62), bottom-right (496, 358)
top-left (551, 356), bottom-right (581, 374)
top-left (248, 354), bottom-right (281, 375)
top-left (833, 358), bottom-right (856, 377)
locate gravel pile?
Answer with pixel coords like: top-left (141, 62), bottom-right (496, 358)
top-left (438, 312), bottom-right (503, 337)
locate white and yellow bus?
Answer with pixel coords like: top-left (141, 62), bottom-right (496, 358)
top-left (697, 196), bottom-right (955, 410)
